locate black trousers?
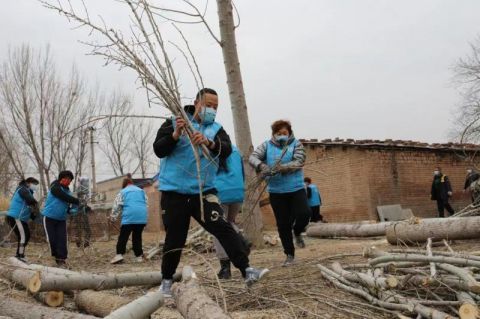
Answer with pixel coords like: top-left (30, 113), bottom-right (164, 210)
top-left (310, 206), bottom-right (323, 222)
top-left (43, 216), bottom-right (68, 261)
top-left (269, 189), bottom-right (311, 256)
top-left (116, 224), bottom-right (145, 257)
top-left (436, 200), bottom-right (455, 217)
top-left (6, 216), bottom-right (30, 258)
top-left (160, 191), bottom-right (249, 279)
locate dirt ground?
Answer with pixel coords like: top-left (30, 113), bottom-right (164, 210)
top-left (1, 231), bottom-right (478, 318)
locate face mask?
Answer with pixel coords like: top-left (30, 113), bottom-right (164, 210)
top-left (433, 170), bottom-right (440, 176)
top-left (29, 184), bottom-right (39, 192)
top-left (467, 170), bottom-right (473, 174)
top-left (59, 178), bottom-right (71, 187)
top-left (199, 107), bottom-right (216, 125)
top-left (275, 135), bottom-right (289, 144)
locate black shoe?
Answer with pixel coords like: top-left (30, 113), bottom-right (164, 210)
top-left (217, 259), bottom-right (231, 280)
top-left (295, 235), bottom-right (306, 248)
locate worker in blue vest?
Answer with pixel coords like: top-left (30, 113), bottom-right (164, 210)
top-left (110, 177), bottom-right (148, 264)
top-left (249, 120), bottom-right (310, 267)
top-left (304, 177), bottom-right (323, 223)
top-left (6, 177), bottom-right (40, 261)
top-left (42, 170), bottom-right (83, 267)
top-left (153, 88), bottom-right (268, 297)
top-left (213, 145), bottom-right (251, 279)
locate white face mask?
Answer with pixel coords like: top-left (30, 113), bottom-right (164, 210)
top-left (467, 170), bottom-right (473, 174)
top-left (29, 184), bottom-right (39, 192)
top-left (433, 170), bottom-right (440, 176)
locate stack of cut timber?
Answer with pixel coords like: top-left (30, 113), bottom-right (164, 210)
top-left (318, 241), bottom-right (480, 319)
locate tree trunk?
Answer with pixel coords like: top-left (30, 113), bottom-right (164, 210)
top-left (307, 222), bottom-right (393, 238)
top-left (173, 266), bottom-right (231, 319)
top-left (216, 0), bottom-right (263, 246)
top-left (0, 265), bottom-right (40, 292)
top-left (104, 291), bottom-right (163, 319)
top-left (385, 217), bottom-right (480, 245)
top-left (75, 290), bottom-right (131, 317)
top-left (29, 271), bottom-right (168, 293)
top-left (0, 297), bottom-right (99, 319)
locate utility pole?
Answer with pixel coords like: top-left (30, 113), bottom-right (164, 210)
top-left (88, 126), bottom-right (97, 199)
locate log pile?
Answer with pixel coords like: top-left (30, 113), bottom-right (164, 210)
top-left (318, 241), bottom-right (480, 319)
top-left (0, 258), bottom-right (177, 318)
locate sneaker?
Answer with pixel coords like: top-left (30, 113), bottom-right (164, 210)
top-left (110, 254), bottom-right (124, 264)
top-left (282, 254), bottom-right (295, 267)
top-left (244, 267), bottom-right (269, 287)
top-left (159, 279), bottom-right (173, 298)
top-left (16, 256), bottom-right (28, 264)
top-left (295, 235), bottom-right (305, 248)
top-left (134, 256), bottom-right (144, 263)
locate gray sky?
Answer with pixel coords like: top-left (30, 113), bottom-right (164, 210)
top-left (1, 1), bottom-right (480, 177)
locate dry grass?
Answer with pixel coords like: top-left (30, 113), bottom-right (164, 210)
top-left (1, 232), bottom-right (480, 318)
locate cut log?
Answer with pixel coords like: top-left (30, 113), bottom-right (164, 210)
top-left (386, 217), bottom-right (480, 245)
top-left (307, 222), bottom-right (393, 238)
top-left (75, 290), bottom-right (131, 317)
top-left (30, 271), bottom-right (180, 293)
top-left (330, 262), bottom-right (398, 289)
top-left (104, 291), bottom-right (164, 319)
top-left (456, 292), bottom-right (479, 319)
top-left (0, 265), bottom-right (40, 292)
top-left (0, 297), bottom-right (99, 319)
top-left (7, 257), bottom-right (77, 276)
top-left (173, 266), bottom-right (231, 319)
top-left (34, 291), bottom-right (64, 307)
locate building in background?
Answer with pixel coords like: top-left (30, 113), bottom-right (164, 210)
top-left (261, 139), bottom-right (480, 225)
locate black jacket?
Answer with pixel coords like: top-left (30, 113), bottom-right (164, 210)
top-left (153, 106), bottom-right (232, 169)
top-left (464, 172), bottom-right (480, 190)
top-left (16, 181), bottom-right (38, 206)
top-left (50, 180), bottom-right (80, 206)
top-left (431, 174), bottom-right (452, 202)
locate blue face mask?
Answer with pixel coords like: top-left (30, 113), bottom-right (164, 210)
top-left (275, 135), bottom-right (289, 144)
top-left (199, 107), bottom-right (217, 125)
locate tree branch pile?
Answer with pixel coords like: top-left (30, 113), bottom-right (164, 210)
top-left (317, 243), bottom-right (480, 319)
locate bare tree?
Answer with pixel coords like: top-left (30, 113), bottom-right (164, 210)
top-left (455, 36), bottom-right (480, 143)
top-left (130, 119), bottom-right (155, 178)
top-left (0, 45), bottom-right (101, 196)
top-left (98, 92), bottom-right (134, 176)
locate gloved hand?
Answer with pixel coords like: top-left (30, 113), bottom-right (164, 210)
top-left (69, 206), bottom-right (79, 216)
top-left (30, 204), bottom-right (40, 220)
top-left (277, 165), bottom-right (293, 174)
top-left (110, 215), bottom-right (117, 223)
top-left (258, 164), bottom-right (273, 178)
top-left (448, 191), bottom-right (453, 197)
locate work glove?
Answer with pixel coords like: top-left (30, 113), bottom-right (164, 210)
top-left (30, 204), bottom-right (40, 220)
top-left (258, 164), bottom-right (274, 178)
top-left (448, 191), bottom-right (453, 197)
top-left (110, 215), bottom-right (117, 223)
top-left (69, 205), bottom-right (79, 217)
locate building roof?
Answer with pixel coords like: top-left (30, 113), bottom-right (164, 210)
top-left (299, 138), bottom-right (480, 152)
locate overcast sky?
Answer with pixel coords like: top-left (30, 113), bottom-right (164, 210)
top-left (1, 1), bottom-right (479, 177)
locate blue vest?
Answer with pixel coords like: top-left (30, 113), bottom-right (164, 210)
top-left (159, 116), bottom-right (222, 194)
top-left (266, 140), bottom-right (305, 193)
top-left (7, 186), bottom-right (33, 222)
top-left (307, 184), bottom-right (321, 207)
top-left (42, 186), bottom-right (73, 221)
top-left (120, 185), bottom-right (148, 225)
top-left (214, 145), bottom-right (244, 204)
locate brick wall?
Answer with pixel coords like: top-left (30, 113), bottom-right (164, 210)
top-left (301, 145), bottom-right (478, 222)
top-left (259, 143), bottom-right (479, 225)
